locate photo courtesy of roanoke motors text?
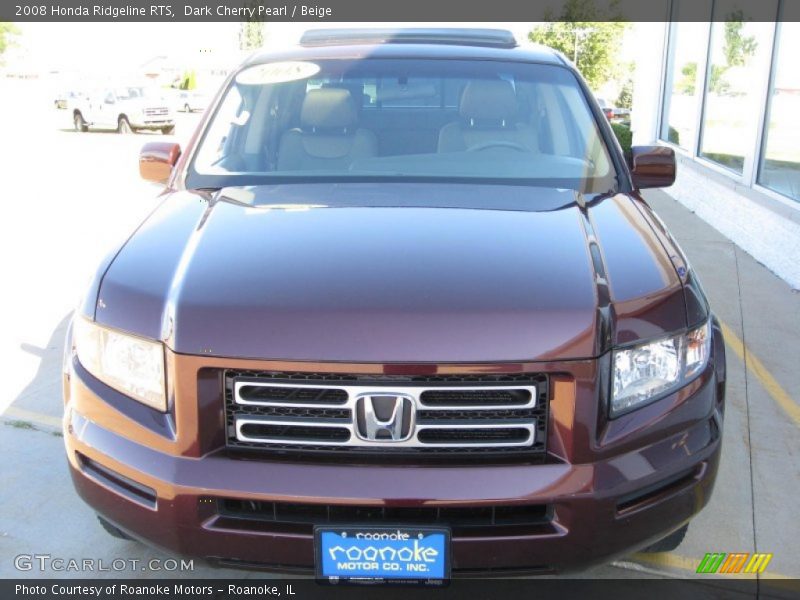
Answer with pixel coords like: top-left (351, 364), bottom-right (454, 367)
top-left (0, 0), bottom-right (798, 598)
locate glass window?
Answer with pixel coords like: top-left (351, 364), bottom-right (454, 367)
top-left (376, 77), bottom-right (441, 108)
top-left (698, 8), bottom-right (776, 173)
top-left (189, 59), bottom-right (616, 193)
top-left (758, 20), bottom-right (800, 203)
top-left (660, 0), bottom-right (712, 148)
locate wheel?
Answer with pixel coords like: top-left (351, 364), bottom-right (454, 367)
top-left (117, 116), bottom-right (133, 134)
top-left (184, 103), bottom-right (191, 113)
top-left (642, 523), bottom-right (688, 553)
top-left (73, 112), bottom-right (87, 132)
top-left (96, 516), bottom-right (134, 540)
top-left (161, 125), bottom-right (176, 135)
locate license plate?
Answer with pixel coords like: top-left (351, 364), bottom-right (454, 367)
top-left (315, 526), bottom-right (450, 585)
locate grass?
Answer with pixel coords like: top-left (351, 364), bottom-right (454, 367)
top-left (5, 420), bottom-right (35, 430)
top-left (3, 419), bottom-right (62, 437)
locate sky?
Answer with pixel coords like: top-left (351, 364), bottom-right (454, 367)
top-left (8, 20), bottom-right (645, 98)
top-left (11, 22), bottom-right (550, 72)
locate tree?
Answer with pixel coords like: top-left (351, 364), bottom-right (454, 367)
top-left (238, 1), bottom-right (263, 52)
top-left (724, 12), bottom-right (757, 67)
top-left (179, 69), bottom-right (197, 90)
top-left (708, 64), bottom-right (730, 95)
top-left (707, 14), bottom-right (757, 95)
top-left (528, 0), bottom-right (628, 90)
top-left (239, 22), bottom-right (263, 51)
top-left (677, 62), bottom-right (697, 95)
top-left (0, 22), bottom-right (20, 59)
top-left (616, 74), bottom-right (633, 109)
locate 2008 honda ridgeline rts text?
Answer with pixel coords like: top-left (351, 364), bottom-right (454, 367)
top-left (63, 29), bottom-right (726, 580)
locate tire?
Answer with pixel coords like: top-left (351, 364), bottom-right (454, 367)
top-left (161, 125), bottom-right (176, 135)
top-left (184, 103), bottom-right (191, 113)
top-left (117, 116), bottom-right (133, 134)
top-left (73, 112), bottom-right (87, 132)
top-left (642, 523), bottom-right (688, 553)
top-left (97, 516), bottom-right (134, 541)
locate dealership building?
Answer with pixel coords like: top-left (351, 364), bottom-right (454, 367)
top-left (631, 0), bottom-right (800, 288)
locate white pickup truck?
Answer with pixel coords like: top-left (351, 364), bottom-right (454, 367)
top-left (72, 86), bottom-right (175, 134)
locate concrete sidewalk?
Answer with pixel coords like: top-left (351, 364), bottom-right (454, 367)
top-left (634, 190), bottom-right (800, 587)
top-left (0, 169), bottom-right (797, 588)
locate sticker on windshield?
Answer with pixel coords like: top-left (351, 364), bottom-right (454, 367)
top-left (235, 61), bottom-right (321, 85)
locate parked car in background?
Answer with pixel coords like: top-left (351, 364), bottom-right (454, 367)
top-left (596, 97), bottom-right (630, 122)
top-left (71, 86), bottom-right (175, 134)
top-left (64, 29), bottom-right (724, 580)
top-left (54, 90), bottom-right (81, 110)
top-left (177, 90), bottom-right (210, 113)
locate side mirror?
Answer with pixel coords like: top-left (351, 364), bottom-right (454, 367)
top-left (139, 142), bottom-right (181, 184)
top-left (629, 146), bottom-right (676, 189)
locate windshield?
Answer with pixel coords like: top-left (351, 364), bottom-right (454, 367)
top-left (188, 58), bottom-right (617, 192)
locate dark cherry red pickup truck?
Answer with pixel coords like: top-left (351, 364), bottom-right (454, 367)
top-left (63, 28), bottom-right (725, 580)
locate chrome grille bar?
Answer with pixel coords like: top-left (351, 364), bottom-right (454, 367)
top-left (230, 379), bottom-right (538, 449)
top-left (233, 381), bottom-right (536, 410)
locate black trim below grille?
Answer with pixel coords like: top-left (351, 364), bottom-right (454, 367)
top-left (76, 452), bottom-right (157, 509)
top-left (216, 499), bottom-right (551, 535)
top-left (616, 466), bottom-right (702, 514)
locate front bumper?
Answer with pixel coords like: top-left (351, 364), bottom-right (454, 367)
top-left (130, 117), bottom-right (175, 129)
top-left (63, 327), bottom-right (725, 574)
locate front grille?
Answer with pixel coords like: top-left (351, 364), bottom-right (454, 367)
top-left (420, 388), bottom-right (531, 406)
top-left (216, 499), bottom-right (551, 534)
top-left (224, 370), bottom-right (548, 456)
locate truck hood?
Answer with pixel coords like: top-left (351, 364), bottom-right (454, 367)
top-left (93, 184), bottom-right (686, 362)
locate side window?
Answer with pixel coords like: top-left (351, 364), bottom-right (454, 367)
top-left (305, 79), bottom-right (371, 108)
top-left (377, 77), bottom-right (441, 108)
top-left (552, 83), bottom-right (611, 174)
top-left (443, 79), bottom-right (468, 109)
top-left (363, 81), bottom-right (377, 107)
top-left (194, 86), bottom-right (246, 171)
top-left (305, 79), bottom-right (325, 92)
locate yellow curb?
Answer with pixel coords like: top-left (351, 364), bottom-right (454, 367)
top-left (720, 321), bottom-right (800, 428)
top-left (631, 552), bottom-right (797, 582)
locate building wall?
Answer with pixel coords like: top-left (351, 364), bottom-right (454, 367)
top-left (631, 3), bottom-right (800, 290)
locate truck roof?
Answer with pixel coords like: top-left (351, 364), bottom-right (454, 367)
top-left (243, 28), bottom-right (565, 67)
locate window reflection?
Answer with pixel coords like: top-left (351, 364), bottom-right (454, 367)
top-left (699, 9), bottom-right (775, 173)
top-left (660, 0), bottom-right (711, 148)
top-left (758, 21), bottom-right (800, 203)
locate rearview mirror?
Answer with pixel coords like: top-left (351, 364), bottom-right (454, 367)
top-left (629, 146), bottom-right (676, 189)
top-left (139, 142), bottom-right (181, 184)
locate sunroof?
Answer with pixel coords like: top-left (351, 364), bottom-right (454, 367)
top-left (299, 28), bottom-right (518, 49)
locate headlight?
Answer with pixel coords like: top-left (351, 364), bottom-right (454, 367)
top-left (611, 321), bottom-right (711, 416)
top-left (73, 317), bottom-right (167, 412)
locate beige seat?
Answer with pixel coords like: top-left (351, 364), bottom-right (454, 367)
top-left (437, 80), bottom-right (538, 153)
top-left (277, 88), bottom-right (377, 171)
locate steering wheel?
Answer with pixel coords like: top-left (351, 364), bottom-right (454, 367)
top-left (467, 141), bottom-right (529, 153)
